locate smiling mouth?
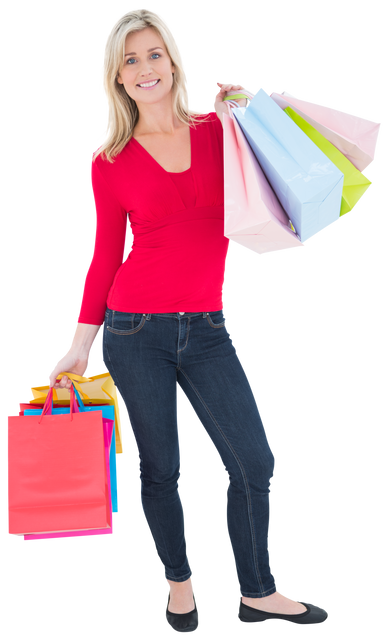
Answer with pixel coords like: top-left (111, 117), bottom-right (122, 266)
top-left (137, 79), bottom-right (160, 88)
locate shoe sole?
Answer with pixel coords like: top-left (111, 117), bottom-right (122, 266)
top-left (235, 613), bottom-right (331, 627)
top-left (165, 620), bottom-right (201, 636)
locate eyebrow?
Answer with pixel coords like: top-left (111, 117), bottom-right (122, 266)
top-left (124, 47), bottom-right (163, 57)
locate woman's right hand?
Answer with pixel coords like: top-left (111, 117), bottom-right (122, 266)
top-left (49, 350), bottom-right (89, 390)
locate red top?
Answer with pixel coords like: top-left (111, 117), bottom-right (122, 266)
top-left (78, 111), bottom-right (229, 325)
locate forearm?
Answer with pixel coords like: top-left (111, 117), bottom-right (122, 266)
top-left (71, 322), bottom-right (101, 355)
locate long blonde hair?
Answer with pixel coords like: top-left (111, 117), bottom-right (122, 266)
top-left (94, 9), bottom-right (210, 163)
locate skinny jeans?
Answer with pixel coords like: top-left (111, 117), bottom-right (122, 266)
top-left (103, 308), bottom-right (276, 598)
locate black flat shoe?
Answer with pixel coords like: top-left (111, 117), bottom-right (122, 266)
top-left (238, 598), bottom-right (328, 624)
top-left (166, 593), bottom-right (198, 632)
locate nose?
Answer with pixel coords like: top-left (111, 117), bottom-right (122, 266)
top-left (138, 72), bottom-right (155, 84)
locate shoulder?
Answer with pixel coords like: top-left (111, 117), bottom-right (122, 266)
top-left (191, 111), bottom-right (223, 138)
top-left (89, 144), bottom-right (102, 165)
top-left (206, 111), bottom-right (222, 135)
top-left (208, 111), bottom-right (222, 124)
top-left (206, 111), bottom-right (223, 142)
top-left (192, 111), bottom-right (221, 126)
top-left (188, 111), bottom-right (221, 123)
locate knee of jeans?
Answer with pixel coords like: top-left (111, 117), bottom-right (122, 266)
top-left (142, 469), bottom-right (180, 499)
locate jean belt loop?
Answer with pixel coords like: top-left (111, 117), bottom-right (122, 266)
top-left (203, 312), bottom-right (207, 318)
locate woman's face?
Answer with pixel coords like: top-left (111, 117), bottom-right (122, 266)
top-left (117, 27), bottom-right (175, 104)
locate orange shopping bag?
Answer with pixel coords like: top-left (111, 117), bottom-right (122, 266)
top-left (30, 371), bottom-right (123, 453)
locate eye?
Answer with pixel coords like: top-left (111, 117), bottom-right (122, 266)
top-left (127, 53), bottom-right (161, 66)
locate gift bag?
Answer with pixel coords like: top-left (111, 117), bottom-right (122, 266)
top-left (231, 89), bottom-right (344, 242)
top-left (284, 106), bottom-right (371, 216)
top-left (223, 99), bottom-right (302, 254)
top-left (9, 386), bottom-right (111, 535)
top-left (30, 372), bottom-right (123, 453)
top-left (17, 371), bottom-right (122, 515)
top-left (270, 92), bottom-right (380, 171)
top-left (23, 387), bottom-right (118, 513)
top-left (23, 408), bottom-right (114, 539)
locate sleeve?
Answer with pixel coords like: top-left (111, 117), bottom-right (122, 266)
top-left (77, 158), bottom-right (127, 325)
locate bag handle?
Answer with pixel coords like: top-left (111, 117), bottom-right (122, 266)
top-left (55, 372), bottom-right (90, 400)
top-left (223, 89), bottom-right (255, 118)
top-left (38, 383), bottom-right (85, 423)
top-left (222, 88), bottom-right (255, 103)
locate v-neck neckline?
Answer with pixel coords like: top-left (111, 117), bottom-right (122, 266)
top-left (131, 124), bottom-right (193, 175)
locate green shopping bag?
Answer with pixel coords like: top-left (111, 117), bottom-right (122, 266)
top-left (284, 106), bottom-right (371, 216)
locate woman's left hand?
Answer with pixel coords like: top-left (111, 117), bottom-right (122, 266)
top-left (215, 83), bottom-right (248, 125)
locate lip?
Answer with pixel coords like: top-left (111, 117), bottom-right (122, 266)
top-left (136, 79), bottom-right (160, 88)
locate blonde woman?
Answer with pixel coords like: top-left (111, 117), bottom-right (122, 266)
top-left (49, 9), bottom-right (327, 632)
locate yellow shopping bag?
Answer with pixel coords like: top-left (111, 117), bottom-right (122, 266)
top-left (30, 372), bottom-right (123, 453)
top-left (285, 107), bottom-right (371, 216)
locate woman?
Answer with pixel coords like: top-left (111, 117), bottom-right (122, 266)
top-left (49, 9), bottom-right (327, 632)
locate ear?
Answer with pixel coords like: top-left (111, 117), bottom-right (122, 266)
top-left (117, 74), bottom-right (123, 85)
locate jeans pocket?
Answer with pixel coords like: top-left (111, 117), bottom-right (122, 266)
top-left (206, 310), bottom-right (226, 329)
top-left (107, 311), bottom-right (147, 335)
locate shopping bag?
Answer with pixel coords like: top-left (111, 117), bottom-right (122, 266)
top-left (9, 385), bottom-right (111, 535)
top-left (20, 401), bottom-right (109, 416)
top-left (231, 89), bottom-right (344, 242)
top-left (223, 103), bottom-right (302, 254)
top-left (284, 107), bottom-right (371, 216)
top-left (17, 372), bottom-right (121, 515)
top-left (270, 92), bottom-right (380, 171)
top-left (30, 372), bottom-right (123, 453)
top-left (6, 407), bottom-right (114, 543)
top-left (23, 388), bottom-right (118, 513)
top-left (6, 382), bottom-right (116, 542)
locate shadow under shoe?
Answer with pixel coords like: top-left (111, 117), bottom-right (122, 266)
top-left (166, 593), bottom-right (198, 632)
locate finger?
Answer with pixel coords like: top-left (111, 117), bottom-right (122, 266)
top-left (216, 80), bottom-right (228, 91)
top-left (218, 83), bottom-right (245, 92)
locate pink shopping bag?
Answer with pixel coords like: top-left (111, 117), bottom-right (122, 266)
top-left (223, 101), bottom-right (302, 254)
top-left (270, 92), bottom-right (380, 171)
top-left (9, 386), bottom-right (111, 536)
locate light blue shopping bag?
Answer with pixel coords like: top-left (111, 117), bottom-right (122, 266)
top-left (24, 390), bottom-right (118, 513)
top-left (232, 89), bottom-right (344, 242)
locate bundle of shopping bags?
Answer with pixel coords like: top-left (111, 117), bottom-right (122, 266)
top-left (222, 88), bottom-right (380, 253)
top-left (8, 373), bottom-right (122, 539)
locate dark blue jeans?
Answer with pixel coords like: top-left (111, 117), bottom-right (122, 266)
top-left (103, 309), bottom-right (276, 597)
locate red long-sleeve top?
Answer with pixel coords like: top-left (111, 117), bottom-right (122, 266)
top-left (78, 111), bottom-right (229, 325)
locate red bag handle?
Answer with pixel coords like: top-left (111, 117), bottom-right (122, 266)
top-left (38, 385), bottom-right (77, 423)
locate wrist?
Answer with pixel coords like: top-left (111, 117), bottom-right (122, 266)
top-left (71, 323), bottom-right (100, 354)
